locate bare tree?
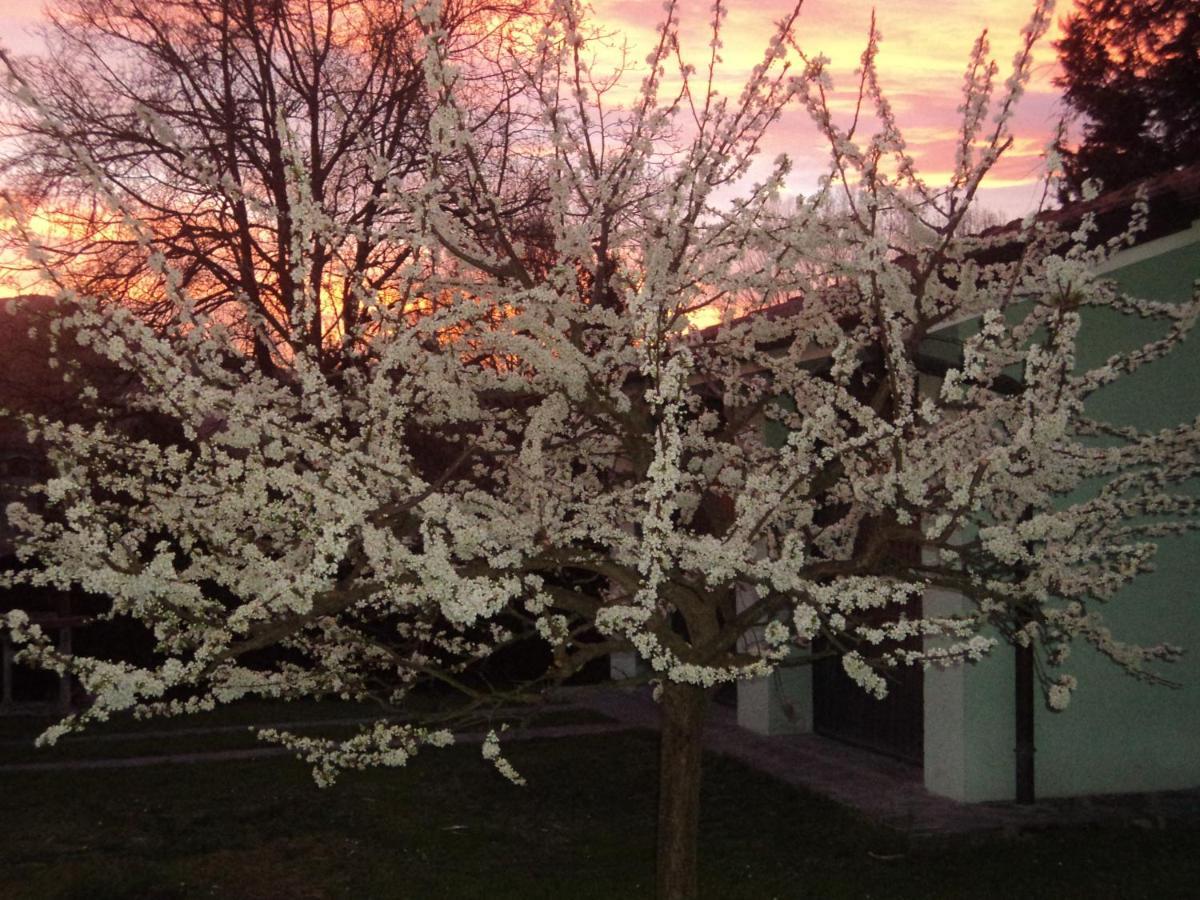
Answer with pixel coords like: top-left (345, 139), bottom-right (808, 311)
top-left (1, 0), bottom-right (543, 371)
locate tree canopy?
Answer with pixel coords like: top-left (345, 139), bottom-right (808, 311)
top-left (0, 0), bottom-right (544, 371)
top-left (1054, 0), bottom-right (1200, 198)
top-left (3, 2), bottom-right (1199, 898)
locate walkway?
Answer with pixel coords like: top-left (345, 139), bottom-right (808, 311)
top-left (0, 718), bottom-right (637, 774)
top-left (566, 685), bottom-right (1200, 836)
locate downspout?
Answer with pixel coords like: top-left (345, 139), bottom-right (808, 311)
top-left (1014, 637), bottom-right (1035, 804)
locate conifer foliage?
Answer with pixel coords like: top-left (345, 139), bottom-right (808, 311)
top-left (1054, 0), bottom-right (1200, 197)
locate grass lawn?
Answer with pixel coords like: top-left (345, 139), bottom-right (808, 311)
top-left (1, 728), bottom-right (1197, 900)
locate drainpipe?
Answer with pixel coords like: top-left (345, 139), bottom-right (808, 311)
top-left (1013, 504), bottom-right (1036, 806)
top-left (1014, 639), bottom-right (1035, 804)
top-left (1, 635), bottom-right (12, 709)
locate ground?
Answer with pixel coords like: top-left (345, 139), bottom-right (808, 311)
top-left (0, 704), bottom-right (1197, 899)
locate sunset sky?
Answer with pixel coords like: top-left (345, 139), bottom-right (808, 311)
top-left (587, 0), bottom-right (1069, 219)
top-left (0, 0), bottom-right (1071, 219)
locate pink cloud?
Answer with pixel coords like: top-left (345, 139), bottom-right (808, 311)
top-left (0, 0), bottom-right (1067, 218)
top-left (0, 0), bottom-right (51, 55)
top-left (590, 0), bottom-right (1067, 217)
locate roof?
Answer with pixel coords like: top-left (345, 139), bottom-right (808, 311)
top-left (983, 163), bottom-right (1200, 248)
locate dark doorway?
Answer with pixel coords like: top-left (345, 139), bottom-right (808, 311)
top-left (811, 531), bottom-right (925, 765)
top-left (812, 646), bottom-right (923, 765)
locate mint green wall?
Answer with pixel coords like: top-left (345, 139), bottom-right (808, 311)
top-left (950, 234), bottom-right (1200, 801)
top-left (1107, 241), bottom-right (1200, 302)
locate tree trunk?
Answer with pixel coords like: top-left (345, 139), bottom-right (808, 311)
top-left (656, 681), bottom-right (709, 900)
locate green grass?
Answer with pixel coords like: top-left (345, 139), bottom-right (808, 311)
top-left (0, 730), bottom-right (1196, 899)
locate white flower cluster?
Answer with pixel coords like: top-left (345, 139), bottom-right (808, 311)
top-left (842, 652), bottom-right (889, 700)
top-left (257, 722), bottom-right (455, 788)
top-left (1, 0), bottom-right (1193, 784)
top-left (481, 728), bottom-right (526, 786)
top-left (1047, 675), bottom-right (1078, 712)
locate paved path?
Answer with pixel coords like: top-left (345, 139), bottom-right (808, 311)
top-left (565, 685), bottom-right (1200, 835)
top-left (0, 719), bottom-right (635, 774)
top-left (0, 712), bottom-right (627, 747)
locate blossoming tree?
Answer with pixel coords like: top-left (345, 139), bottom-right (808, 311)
top-left (3, 1), bottom-right (1199, 897)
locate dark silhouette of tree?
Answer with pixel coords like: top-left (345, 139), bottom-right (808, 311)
top-left (0, 0), bottom-right (544, 372)
top-left (1053, 0), bottom-right (1200, 199)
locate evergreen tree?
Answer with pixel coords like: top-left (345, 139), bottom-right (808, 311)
top-left (1054, 0), bottom-right (1200, 198)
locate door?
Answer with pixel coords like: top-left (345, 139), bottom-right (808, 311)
top-left (811, 533), bottom-right (924, 765)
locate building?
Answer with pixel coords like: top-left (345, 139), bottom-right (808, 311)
top-left (732, 165), bottom-right (1200, 802)
top-left (0, 294), bottom-right (138, 714)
